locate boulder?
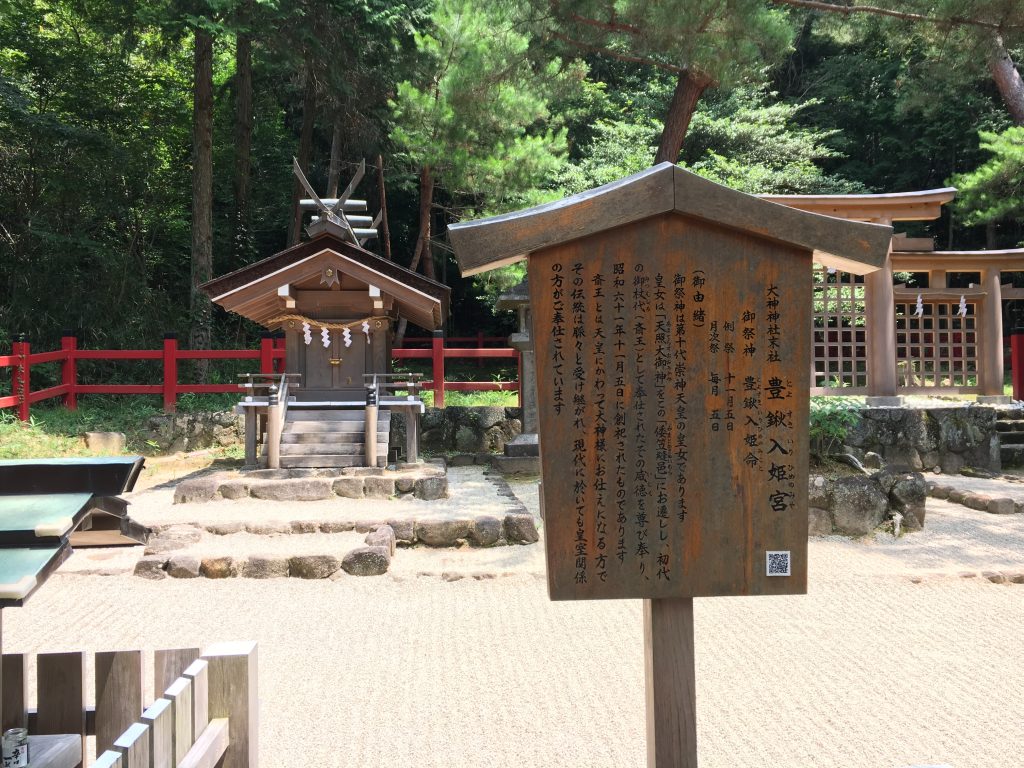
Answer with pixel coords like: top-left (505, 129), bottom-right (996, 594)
top-left (468, 516), bottom-right (503, 547)
top-left (415, 476), bottom-right (448, 501)
top-left (173, 476), bottom-right (220, 504)
top-left (504, 513), bottom-right (540, 544)
top-left (455, 425), bottom-right (485, 453)
top-left (200, 557), bottom-right (237, 579)
top-left (364, 477), bottom-right (396, 499)
top-left (84, 431), bottom-right (126, 453)
top-left (365, 525), bottom-right (397, 556)
top-left (831, 476), bottom-right (889, 537)
top-left (288, 555), bottom-right (340, 579)
top-left (808, 507), bottom-right (833, 536)
top-left (862, 451), bottom-right (883, 469)
top-left (206, 521), bottom-right (244, 536)
top-left (145, 525), bottom-right (203, 554)
top-left (987, 497), bottom-right (1016, 515)
top-left (245, 521), bottom-right (292, 535)
top-left (807, 476), bottom-right (831, 510)
top-left (417, 517), bottom-right (471, 547)
top-left (319, 519), bottom-right (355, 534)
top-left (882, 470), bottom-right (928, 531)
top-left (332, 478), bottom-right (365, 499)
top-left (218, 481), bottom-right (250, 500)
top-left (134, 556), bottom-right (167, 580)
top-left (241, 555), bottom-right (289, 579)
top-left (249, 478), bottom-right (334, 501)
top-left (166, 555), bottom-right (201, 579)
top-left (395, 477), bottom-right (416, 494)
top-left (290, 520), bottom-right (320, 534)
top-left (387, 518), bottom-right (416, 545)
top-left (963, 493), bottom-right (988, 511)
top-left (341, 546), bottom-right (391, 576)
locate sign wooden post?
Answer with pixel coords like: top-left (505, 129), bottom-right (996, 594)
top-left (450, 164), bottom-right (891, 766)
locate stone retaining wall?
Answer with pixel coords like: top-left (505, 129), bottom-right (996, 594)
top-left (842, 406), bottom-right (999, 473)
top-left (144, 411), bottom-right (244, 453)
top-left (390, 407), bottom-right (523, 456)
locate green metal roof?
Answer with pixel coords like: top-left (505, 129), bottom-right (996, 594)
top-left (0, 545), bottom-right (70, 607)
top-left (0, 493), bottom-right (94, 546)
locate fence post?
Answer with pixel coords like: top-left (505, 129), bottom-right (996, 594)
top-left (61, 329), bottom-right (78, 411)
top-left (13, 334), bottom-right (30, 422)
top-left (432, 329), bottom-right (445, 408)
top-left (202, 641), bottom-right (258, 768)
top-left (163, 334), bottom-right (178, 413)
top-left (1012, 328), bottom-right (1024, 401)
top-left (476, 329), bottom-right (484, 368)
top-left (259, 333), bottom-right (274, 375)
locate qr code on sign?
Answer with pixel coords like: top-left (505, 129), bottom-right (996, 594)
top-left (766, 551), bottom-right (791, 577)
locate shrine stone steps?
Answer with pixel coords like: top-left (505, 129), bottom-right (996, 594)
top-left (284, 409), bottom-right (367, 421)
top-left (280, 443), bottom-right (387, 456)
top-left (280, 455), bottom-right (371, 468)
top-left (994, 409), bottom-right (1024, 468)
top-left (277, 409), bottom-right (390, 468)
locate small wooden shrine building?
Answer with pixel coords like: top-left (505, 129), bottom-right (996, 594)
top-left (202, 214), bottom-right (449, 468)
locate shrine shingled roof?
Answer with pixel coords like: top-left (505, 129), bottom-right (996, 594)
top-left (201, 230), bottom-right (450, 330)
top-left (449, 163), bottom-right (893, 277)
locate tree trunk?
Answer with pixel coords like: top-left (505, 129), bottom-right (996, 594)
top-left (988, 35), bottom-right (1024, 126)
top-left (654, 69), bottom-right (714, 165)
top-left (408, 165), bottom-right (434, 277)
top-left (395, 165), bottom-right (435, 347)
top-left (233, 0), bottom-right (253, 268)
top-left (288, 60), bottom-right (318, 246)
top-left (376, 154), bottom-right (392, 260)
top-left (190, 27), bottom-right (214, 376)
top-left (328, 116), bottom-right (343, 197)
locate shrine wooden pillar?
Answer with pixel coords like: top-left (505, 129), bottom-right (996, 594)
top-left (980, 266), bottom-right (1006, 400)
top-left (865, 218), bottom-right (900, 403)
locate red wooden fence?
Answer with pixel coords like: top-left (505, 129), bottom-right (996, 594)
top-left (0, 331), bottom-right (519, 420)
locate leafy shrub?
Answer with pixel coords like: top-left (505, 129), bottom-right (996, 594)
top-left (809, 397), bottom-right (862, 458)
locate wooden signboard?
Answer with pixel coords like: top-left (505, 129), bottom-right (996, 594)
top-left (530, 213), bottom-right (810, 600)
top-left (449, 163), bottom-right (891, 767)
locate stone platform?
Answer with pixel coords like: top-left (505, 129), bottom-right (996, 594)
top-left (173, 462), bottom-right (449, 504)
top-left (132, 467), bottom-right (540, 580)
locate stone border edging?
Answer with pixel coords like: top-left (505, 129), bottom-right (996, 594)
top-left (927, 482), bottom-right (1024, 515)
top-left (174, 466), bottom-right (448, 504)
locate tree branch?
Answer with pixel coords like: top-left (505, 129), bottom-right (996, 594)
top-left (767, 0), bottom-right (1022, 32)
top-left (549, 31), bottom-right (686, 74)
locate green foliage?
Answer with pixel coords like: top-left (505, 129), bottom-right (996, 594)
top-left (390, 0), bottom-right (571, 216)
top-left (547, 0), bottom-right (794, 88)
top-left (809, 397), bottom-right (862, 457)
top-left (950, 126), bottom-right (1024, 228)
top-left (682, 87), bottom-right (867, 194)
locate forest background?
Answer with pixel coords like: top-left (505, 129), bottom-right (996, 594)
top-left (1, 0), bottom-right (1023, 360)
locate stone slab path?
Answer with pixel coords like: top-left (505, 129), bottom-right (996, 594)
top-left (4, 470), bottom-right (1024, 767)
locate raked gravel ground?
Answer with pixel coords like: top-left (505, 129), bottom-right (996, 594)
top-left (4, 467), bottom-right (1024, 768)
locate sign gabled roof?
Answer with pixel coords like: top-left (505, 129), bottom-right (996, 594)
top-left (202, 231), bottom-right (450, 330)
top-left (449, 163), bottom-right (893, 277)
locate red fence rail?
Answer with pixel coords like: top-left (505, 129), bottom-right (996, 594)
top-left (0, 331), bottom-right (520, 420)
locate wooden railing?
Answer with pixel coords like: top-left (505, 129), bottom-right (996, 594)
top-left (1, 642), bottom-right (257, 767)
top-left (392, 331), bottom-right (520, 408)
top-left (0, 331), bottom-right (521, 420)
